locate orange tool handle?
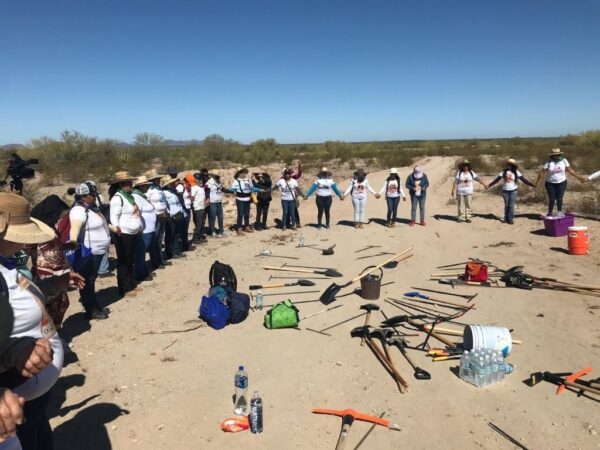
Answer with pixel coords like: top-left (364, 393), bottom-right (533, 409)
top-left (558, 367), bottom-right (593, 395)
top-left (433, 356), bottom-right (461, 362)
top-left (312, 408), bottom-right (391, 428)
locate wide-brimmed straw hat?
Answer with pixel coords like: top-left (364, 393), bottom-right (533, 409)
top-left (134, 175), bottom-right (153, 187)
top-left (354, 168), bottom-right (367, 176)
top-left (458, 159), bottom-right (471, 168)
top-left (549, 148), bottom-right (563, 156)
top-left (319, 167), bottom-right (331, 176)
top-left (144, 169), bottom-right (164, 181)
top-left (0, 193), bottom-right (55, 244)
top-left (389, 168), bottom-right (398, 174)
top-left (160, 176), bottom-right (179, 188)
top-left (506, 158), bottom-right (518, 166)
top-left (109, 171), bottom-right (137, 185)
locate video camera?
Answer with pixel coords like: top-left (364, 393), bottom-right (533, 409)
top-left (0, 153), bottom-right (39, 194)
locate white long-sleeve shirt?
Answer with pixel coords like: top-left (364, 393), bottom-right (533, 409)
top-left (344, 178), bottom-right (377, 200)
top-left (379, 179), bottom-right (405, 198)
top-left (163, 190), bottom-right (183, 216)
top-left (588, 170), bottom-right (600, 182)
top-left (110, 192), bottom-right (142, 234)
top-left (133, 193), bottom-right (157, 234)
top-left (147, 185), bottom-right (168, 215)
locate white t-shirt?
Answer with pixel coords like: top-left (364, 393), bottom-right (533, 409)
top-left (380, 179), bottom-right (405, 198)
top-left (133, 193), bottom-right (157, 234)
top-left (147, 186), bottom-right (168, 215)
top-left (110, 193), bottom-right (143, 235)
top-left (277, 178), bottom-right (299, 201)
top-left (69, 205), bottom-right (111, 255)
top-left (207, 180), bottom-right (224, 203)
top-left (314, 178), bottom-right (335, 197)
top-left (344, 178), bottom-right (376, 200)
top-left (176, 184), bottom-right (192, 209)
top-left (455, 171), bottom-right (479, 196)
top-left (191, 185), bottom-right (206, 210)
top-left (231, 178), bottom-right (254, 202)
top-left (2, 266), bottom-right (63, 401)
top-left (163, 190), bottom-right (183, 216)
top-left (498, 169), bottom-right (523, 191)
top-left (543, 159), bottom-right (570, 184)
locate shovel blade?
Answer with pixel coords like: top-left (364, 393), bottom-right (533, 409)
top-left (414, 368), bottom-right (432, 380)
top-left (298, 279), bottom-right (317, 287)
top-left (320, 283), bottom-right (342, 304)
top-left (322, 269), bottom-right (344, 278)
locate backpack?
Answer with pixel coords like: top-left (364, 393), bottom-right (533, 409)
top-left (264, 300), bottom-right (300, 329)
top-left (464, 261), bottom-right (488, 282)
top-left (227, 291), bottom-right (250, 324)
top-left (199, 295), bottom-right (230, 330)
top-left (209, 260), bottom-right (237, 292)
top-left (56, 205), bottom-right (88, 244)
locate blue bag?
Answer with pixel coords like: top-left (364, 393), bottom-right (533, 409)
top-left (199, 295), bottom-right (230, 330)
top-left (64, 244), bottom-right (92, 273)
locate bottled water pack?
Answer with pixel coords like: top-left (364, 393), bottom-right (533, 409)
top-left (459, 349), bottom-right (513, 388)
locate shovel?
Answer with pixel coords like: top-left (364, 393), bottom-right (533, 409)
top-left (305, 244), bottom-right (337, 255)
top-left (264, 266), bottom-right (343, 278)
top-left (320, 247), bottom-right (414, 305)
top-left (249, 279), bottom-right (316, 290)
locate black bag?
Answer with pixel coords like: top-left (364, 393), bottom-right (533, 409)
top-left (227, 291), bottom-right (250, 324)
top-left (209, 260), bottom-right (237, 292)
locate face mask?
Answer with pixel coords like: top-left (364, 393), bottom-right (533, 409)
top-left (357, 176), bottom-right (365, 183)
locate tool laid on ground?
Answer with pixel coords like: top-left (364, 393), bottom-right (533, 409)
top-left (381, 315), bottom-right (457, 349)
top-left (306, 311), bottom-right (367, 336)
top-left (436, 258), bottom-right (492, 269)
top-left (269, 275), bottom-right (329, 281)
top-left (255, 253), bottom-right (300, 260)
top-left (370, 328), bottom-right (410, 391)
top-left (403, 291), bottom-right (473, 310)
top-left (261, 298), bottom-right (324, 308)
top-left (300, 304), bottom-right (343, 320)
top-left (249, 279), bottom-right (316, 290)
top-left (528, 367), bottom-right (600, 397)
top-left (421, 324), bottom-right (523, 345)
top-left (305, 244), bottom-right (337, 255)
top-left (359, 304), bottom-right (379, 346)
top-left (487, 422), bottom-right (529, 450)
top-left (283, 263), bottom-right (340, 271)
top-left (262, 290), bottom-right (320, 297)
top-left (411, 286), bottom-right (478, 302)
top-left (356, 251), bottom-right (394, 260)
top-left (264, 265), bottom-right (343, 278)
top-left (387, 335), bottom-right (431, 380)
top-left (501, 267), bottom-right (600, 297)
top-left (438, 278), bottom-right (496, 288)
top-left (312, 408), bottom-right (401, 450)
top-left (351, 326), bottom-right (408, 393)
top-left (320, 247), bottom-right (414, 304)
top-left (354, 245), bottom-right (382, 254)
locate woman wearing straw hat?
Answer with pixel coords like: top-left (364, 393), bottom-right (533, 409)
top-left (231, 168), bottom-right (261, 235)
top-left (0, 193), bottom-right (79, 448)
top-left (132, 176), bottom-right (159, 280)
top-left (305, 168), bottom-right (343, 229)
top-left (379, 168), bottom-right (406, 227)
top-left (451, 160), bottom-right (488, 223)
top-left (109, 171), bottom-right (143, 297)
top-left (271, 168), bottom-right (306, 231)
top-left (343, 169), bottom-right (379, 229)
top-left (535, 148), bottom-right (587, 217)
top-left (252, 172), bottom-right (273, 230)
top-left (145, 169), bottom-right (169, 267)
top-left (487, 158), bottom-right (535, 224)
top-left (405, 166), bottom-right (429, 226)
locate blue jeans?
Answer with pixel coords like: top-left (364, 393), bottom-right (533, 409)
top-left (545, 180), bottom-right (567, 215)
top-left (386, 196), bottom-right (400, 223)
top-left (134, 232), bottom-right (151, 280)
top-left (236, 199), bottom-right (251, 228)
top-left (410, 192), bottom-right (426, 222)
top-left (502, 190), bottom-right (517, 223)
top-left (209, 202), bottom-right (224, 234)
top-left (281, 200), bottom-right (296, 228)
top-left (98, 252), bottom-right (110, 275)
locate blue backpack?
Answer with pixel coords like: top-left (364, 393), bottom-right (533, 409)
top-left (199, 295), bottom-right (230, 330)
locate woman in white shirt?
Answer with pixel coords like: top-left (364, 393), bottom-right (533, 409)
top-left (486, 158), bottom-right (535, 224)
top-left (70, 183), bottom-right (114, 319)
top-left (271, 169), bottom-right (306, 231)
top-left (190, 174), bottom-right (209, 241)
top-left (161, 177), bottom-right (186, 259)
top-left (230, 168), bottom-right (260, 235)
top-left (132, 177), bottom-right (158, 282)
top-left (535, 148), bottom-right (586, 217)
top-left (451, 160), bottom-right (488, 223)
top-left (379, 168), bottom-right (406, 228)
top-left (343, 169), bottom-right (379, 229)
top-left (109, 172), bottom-right (143, 297)
top-left (206, 172), bottom-right (229, 237)
top-left (305, 168), bottom-right (343, 229)
top-left (145, 172), bottom-right (169, 267)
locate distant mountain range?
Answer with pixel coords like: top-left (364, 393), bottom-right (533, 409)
top-left (1, 144), bottom-right (26, 151)
top-left (2, 140), bottom-right (204, 150)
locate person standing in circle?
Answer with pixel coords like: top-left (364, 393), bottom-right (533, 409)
top-left (451, 160), bottom-right (488, 223)
top-left (486, 158), bottom-right (535, 224)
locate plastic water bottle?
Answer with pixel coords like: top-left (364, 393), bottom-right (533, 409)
top-left (259, 249), bottom-right (272, 256)
top-left (249, 391), bottom-right (263, 434)
top-left (299, 234), bottom-right (305, 247)
top-left (234, 366), bottom-right (248, 415)
top-left (255, 291), bottom-right (264, 311)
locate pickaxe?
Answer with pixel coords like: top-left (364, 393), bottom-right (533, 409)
top-left (312, 408), bottom-right (401, 450)
top-left (369, 328), bottom-right (410, 392)
top-left (359, 304), bottom-right (380, 346)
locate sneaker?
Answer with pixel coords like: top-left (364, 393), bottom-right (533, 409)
top-left (557, 211), bottom-right (565, 218)
top-left (85, 310), bottom-right (109, 320)
top-left (291, 226), bottom-right (297, 231)
top-left (354, 223), bottom-right (360, 229)
top-left (466, 218), bottom-right (472, 223)
top-left (507, 220), bottom-right (514, 225)
top-left (359, 223), bottom-right (364, 229)
top-left (211, 232), bottom-right (217, 237)
top-left (244, 227), bottom-right (254, 233)
top-left (281, 227), bottom-right (287, 232)
top-left (236, 229), bottom-right (245, 236)
top-left (420, 220), bottom-right (426, 226)
top-left (390, 222), bottom-right (396, 228)
top-left (409, 220), bottom-right (415, 227)
top-left (296, 224), bottom-right (302, 228)
top-left (325, 224), bottom-right (330, 229)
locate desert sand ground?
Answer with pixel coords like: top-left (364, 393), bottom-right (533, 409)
top-left (49, 156), bottom-right (599, 450)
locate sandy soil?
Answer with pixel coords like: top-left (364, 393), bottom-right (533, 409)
top-left (49, 156), bottom-right (600, 450)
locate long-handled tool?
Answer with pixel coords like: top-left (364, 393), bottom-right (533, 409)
top-left (488, 422), bottom-right (529, 450)
top-left (410, 286), bottom-right (478, 301)
top-left (263, 265), bottom-right (343, 278)
top-left (255, 253), bottom-right (299, 260)
top-left (262, 290), bottom-right (319, 297)
top-left (528, 368), bottom-right (600, 397)
top-left (359, 304), bottom-right (380, 346)
top-left (249, 279), bottom-right (316, 290)
top-left (301, 304), bottom-right (342, 320)
top-left (306, 311), bottom-right (367, 336)
top-left (381, 315), bottom-right (457, 349)
top-left (320, 247), bottom-right (414, 305)
top-left (403, 291), bottom-right (473, 310)
top-left (305, 244), bottom-right (337, 255)
top-left (387, 336), bottom-right (431, 380)
top-left (421, 324), bottom-right (523, 345)
top-left (312, 408), bottom-right (401, 450)
top-left (369, 328), bottom-right (410, 391)
top-left (283, 263), bottom-right (340, 271)
top-left (356, 252), bottom-right (394, 260)
top-left (269, 275), bottom-right (329, 281)
top-left (354, 245), bottom-right (381, 254)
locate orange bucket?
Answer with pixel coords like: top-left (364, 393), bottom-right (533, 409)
top-left (567, 226), bottom-right (589, 255)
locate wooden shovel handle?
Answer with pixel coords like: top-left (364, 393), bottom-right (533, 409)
top-left (403, 295), bottom-right (473, 310)
top-left (350, 247), bottom-right (414, 284)
top-left (263, 266), bottom-right (314, 274)
top-left (422, 324), bottom-right (523, 345)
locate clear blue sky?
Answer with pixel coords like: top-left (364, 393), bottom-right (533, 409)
top-left (1, 0), bottom-right (599, 145)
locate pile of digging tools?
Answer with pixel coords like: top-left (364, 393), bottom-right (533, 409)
top-left (528, 367), bottom-right (600, 398)
top-left (320, 247), bottom-right (414, 305)
top-left (312, 408), bottom-right (401, 450)
top-left (500, 267), bottom-right (600, 297)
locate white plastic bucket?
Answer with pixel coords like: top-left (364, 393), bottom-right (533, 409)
top-left (463, 324), bottom-right (513, 357)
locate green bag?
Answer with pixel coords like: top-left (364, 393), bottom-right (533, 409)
top-left (264, 300), bottom-right (300, 329)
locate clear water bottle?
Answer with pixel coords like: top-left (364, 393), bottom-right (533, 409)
top-left (255, 291), bottom-right (264, 310)
top-left (299, 234), bottom-right (305, 247)
top-left (234, 366), bottom-right (248, 416)
top-left (249, 391), bottom-right (263, 434)
top-left (459, 350), bottom-right (471, 382)
top-left (259, 249), bottom-right (272, 256)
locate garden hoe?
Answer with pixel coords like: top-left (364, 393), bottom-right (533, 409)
top-left (320, 247), bottom-right (414, 305)
top-left (312, 408), bottom-right (401, 450)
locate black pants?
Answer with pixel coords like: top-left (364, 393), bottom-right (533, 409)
top-left (17, 390), bottom-right (53, 450)
top-left (79, 253), bottom-right (104, 314)
top-left (316, 196), bottom-right (332, 226)
top-left (113, 233), bottom-right (138, 294)
top-left (545, 180), bottom-right (568, 214)
top-left (256, 201), bottom-right (270, 228)
top-left (236, 199), bottom-right (251, 228)
top-left (193, 209), bottom-right (206, 238)
top-left (179, 211), bottom-right (190, 251)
